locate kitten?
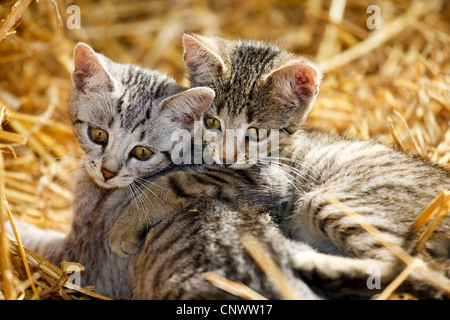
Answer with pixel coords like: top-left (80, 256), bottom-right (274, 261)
top-left (182, 35), bottom-right (450, 296)
top-left (12, 42), bottom-right (215, 298)
top-left (111, 34), bottom-right (450, 298)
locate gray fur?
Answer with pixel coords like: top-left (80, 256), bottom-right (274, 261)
top-left (13, 43), bottom-right (215, 298)
top-left (279, 130), bottom-right (450, 257)
top-left (119, 34), bottom-right (450, 298)
top-left (184, 35), bottom-right (450, 297)
top-left (131, 200), bottom-right (322, 299)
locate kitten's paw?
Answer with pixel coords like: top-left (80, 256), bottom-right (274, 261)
top-left (108, 227), bottom-right (141, 259)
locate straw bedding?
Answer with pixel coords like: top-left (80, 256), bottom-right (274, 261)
top-left (0, 0), bottom-right (448, 300)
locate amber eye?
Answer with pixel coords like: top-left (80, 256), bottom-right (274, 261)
top-left (204, 117), bottom-right (221, 130)
top-left (89, 127), bottom-right (108, 144)
top-left (247, 127), bottom-right (270, 141)
top-left (131, 146), bottom-right (154, 161)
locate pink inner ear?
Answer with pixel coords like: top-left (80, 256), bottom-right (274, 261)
top-left (183, 38), bottom-right (197, 62)
top-left (72, 44), bottom-right (114, 91)
top-left (183, 35), bottom-right (225, 82)
top-left (74, 45), bottom-right (95, 74)
top-left (74, 44), bottom-right (109, 78)
top-left (293, 65), bottom-right (318, 98)
top-left (183, 36), bottom-right (209, 72)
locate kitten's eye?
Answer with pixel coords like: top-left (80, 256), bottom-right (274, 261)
top-left (247, 127), bottom-right (270, 141)
top-left (204, 117), bottom-right (221, 131)
top-left (89, 127), bottom-right (108, 144)
top-left (131, 146), bottom-right (154, 161)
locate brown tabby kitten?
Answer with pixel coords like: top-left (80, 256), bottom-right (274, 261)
top-left (131, 199), bottom-right (325, 299)
top-left (112, 34), bottom-right (450, 298)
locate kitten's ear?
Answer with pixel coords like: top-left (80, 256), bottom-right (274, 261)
top-left (183, 34), bottom-right (227, 84)
top-left (159, 87), bottom-right (215, 131)
top-left (265, 63), bottom-right (321, 107)
top-left (72, 43), bottom-right (114, 92)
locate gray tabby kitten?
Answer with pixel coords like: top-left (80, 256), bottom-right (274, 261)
top-left (13, 42), bottom-right (215, 298)
top-left (113, 34), bottom-right (450, 298)
top-left (13, 43), bottom-right (325, 299)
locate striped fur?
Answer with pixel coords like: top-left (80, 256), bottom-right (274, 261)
top-left (131, 200), bottom-right (322, 300)
top-left (281, 129), bottom-right (450, 261)
top-left (119, 35), bottom-right (450, 298)
top-left (11, 43), bottom-right (217, 298)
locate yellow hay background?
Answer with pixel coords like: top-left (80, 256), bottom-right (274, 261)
top-left (0, 0), bottom-right (449, 299)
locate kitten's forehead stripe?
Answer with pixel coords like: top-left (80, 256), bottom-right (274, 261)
top-left (232, 43), bottom-right (280, 76)
top-left (131, 118), bottom-right (146, 133)
top-left (115, 71), bottom-right (174, 130)
top-left (152, 81), bottom-right (165, 100)
top-left (216, 42), bottom-right (281, 117)
top-left (246, 109), bottom-right (255, 123)
top-left (116, 91), bottom-right (126, 113)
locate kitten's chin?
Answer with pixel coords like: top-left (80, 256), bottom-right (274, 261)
top-left (89, 176), bottom-right (129, 190)
top-left (94, 180), bottom-right (118, 189)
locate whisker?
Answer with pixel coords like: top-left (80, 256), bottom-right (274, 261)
top-left (264, 155), bottom-right (320, 175)
top-left (262, 159), bottom-right (317, 184)
top-left (133, 178), bottom-right (170, 220)
top-left (133, 179), bottom-right (157, 211)
top-left (255, 163), bottom-right (275, 200)
top-left (129, 182), bottom-right (149, 227)
top-left (268, 153), bottom-right (319, 171)
top-left (136, 177), bottom-right (177, 197)
top-left (127, 184), bottom-right (144, 226)
top-left (260, 157), bottom-right (318, 183)
top-left (133, 181), bottom-right (169, 228)
top-left (265, 164), bottom-right (307, 196)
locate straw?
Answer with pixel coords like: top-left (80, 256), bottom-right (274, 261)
top-left (240, 233), bottom-right (304, 300)
top-left (204, 271), bottom-right (268, 300)
top-left (328, 197), bottom-right (450, 299)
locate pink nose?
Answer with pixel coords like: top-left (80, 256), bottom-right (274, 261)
top-left (101, 168), bottom-right (117, 180)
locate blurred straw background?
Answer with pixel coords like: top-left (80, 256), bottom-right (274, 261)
top-left (0, 0), bottom-right (449, 299)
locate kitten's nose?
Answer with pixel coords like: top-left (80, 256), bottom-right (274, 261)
top-left (101, 167), bottom-right (117, 181)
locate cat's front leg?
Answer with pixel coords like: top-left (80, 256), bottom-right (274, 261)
top-left (293, 188), bottom-right (408, 260)
top-left (292, 250), bottom-right (396, 298)
top-left (107, 170), bottom-right (198, 258)
top-left (293, 251), bottom-right (450, 299)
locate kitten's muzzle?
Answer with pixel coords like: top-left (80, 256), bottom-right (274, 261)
top-left (101, 167), bottom-right (118, 181)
